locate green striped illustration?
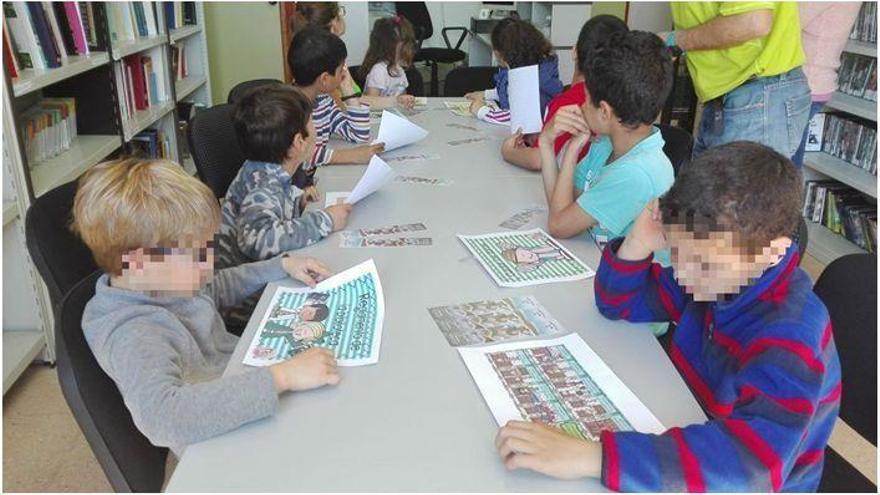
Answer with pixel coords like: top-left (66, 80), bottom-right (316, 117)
top-left (253, 272), bottom-right (379, 363)
top-left (460, 229), bottom-right (593, 287)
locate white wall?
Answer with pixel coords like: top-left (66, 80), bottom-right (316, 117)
top-left (627, 2), bottom-right (673, 33)
top-left (341, 1), bottom-right (370, 65)
top-left (421, 2), bottom-right (482, 53)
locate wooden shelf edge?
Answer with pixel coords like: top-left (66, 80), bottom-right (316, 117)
top-left (805, 220), bottom-right (869, 266)
top-left (2, 331), bottom-right (46, 395)
top-left (31, 135), bottom-right (122, 198)
top-left (3, 202), bottom-right (19, 227)
top-left (804, 152), bottom-right (878, 199)
top-left (170, 25), bottom-right (202, 43)
top-left (111, 35), bottom-right (168, 60)
top-left (11, 53), bottom-right (111, 97)
top-left (175, 75), bottom-right (207, 101)
top-left (122, 101), bottom-right (175, 141)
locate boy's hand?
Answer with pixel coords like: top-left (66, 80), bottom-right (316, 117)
top-left (469, 95), bottom-right (485, 115)
top-left (339, 65), bottom-right (357, 95)
top-left (350, 143), bottom-right (385, 163)
top-left (281, 256), bottom-right (332, 287)
top-left (325, 203), bottom-right (352, 232)
top-left (300, 185), bottom-right (321, 209)
top-left (540, 105), bottom-right (589, 148)
top-left (464, 91), bottom-right (482, 101)
top-left (496, 421), bottom-right (602, 480)
top-left (502, 129), bottom-right (527, 153)
top-left (270, 348), bottom-right (340, 393)
top-left (618, 199), bottom-right (667, 261)
top-left (397, 94), bottom-right (416, 109)
top-left (560, 131), bottom-right (590, 168)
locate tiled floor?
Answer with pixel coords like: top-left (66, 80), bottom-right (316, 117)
top-left (1, 254), bottom-right (830, 492)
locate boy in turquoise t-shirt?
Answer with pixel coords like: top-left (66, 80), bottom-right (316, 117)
top-left (539, 31), bottom-right (674, 246)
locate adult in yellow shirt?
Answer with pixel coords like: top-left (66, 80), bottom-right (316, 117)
top-left (661, 2), bottom-right (811, 160)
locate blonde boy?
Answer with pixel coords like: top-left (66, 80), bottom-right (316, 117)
top-left (74, 159), bottom-right (340, 455)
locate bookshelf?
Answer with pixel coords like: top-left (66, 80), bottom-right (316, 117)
top-left (1, 2), bottom-right (211, 393)
top-left (802, 3), bottom-right (877, 266)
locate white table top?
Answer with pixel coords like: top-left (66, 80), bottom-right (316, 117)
top-left (166, 99), bottom-right (705, 492)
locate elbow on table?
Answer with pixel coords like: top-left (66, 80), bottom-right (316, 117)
top-left (547, 215), bottom-right (577, 239)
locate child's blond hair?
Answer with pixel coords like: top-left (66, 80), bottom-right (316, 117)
top-left (72, 158), bottom-right (220, 275)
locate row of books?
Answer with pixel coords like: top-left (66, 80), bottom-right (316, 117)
top-left (849, 2), bottom-right (876, 44)
top-left (164, 2), bottom-right (197, 32)
top-left (115, 52), bottom-right (169, 121)
top-left (20, 98), bottom-right (78, 166)
top-left (3, 2), bottom-right (102, 74)
top-left (170, 44), bottom-right (189, 81)
top-left (820, 113), bottom-right (877, 176)
top-left (803, 181), bottom-right (877, 253)
top-left (128, 128), bottom-right (172, 159)
top-left (838, 52), bottom-right (877, 101)
top-left (107, 2), bottom-right (161, 43)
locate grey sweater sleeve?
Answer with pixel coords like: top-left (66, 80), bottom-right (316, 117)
top-left (103, 315), bottom-right (278, 450)
top-left (207, 256), bottom-right (289, 309)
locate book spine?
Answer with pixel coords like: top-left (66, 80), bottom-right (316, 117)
top-left (27, 2), bottom-right (61, 68)
top-left (62, 2), bottom-right (87, 55)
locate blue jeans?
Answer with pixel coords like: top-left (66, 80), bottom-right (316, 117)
top-left (693, 67), bottom-right (812, 162)
top-left (791, 101), bottom-right (827, 168)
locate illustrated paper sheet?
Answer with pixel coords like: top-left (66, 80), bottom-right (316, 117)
top-left (243, 260), bottom-right (385, 367)
top-left (458, 333), bottom-right (665, 440)
top-left (458, 228), bottom-right (594, 287)
top-left (428, 296), bottom-right (565, 347)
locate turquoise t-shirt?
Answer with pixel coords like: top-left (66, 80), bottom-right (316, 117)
top-left (574, 126), bottom-right (674, 247)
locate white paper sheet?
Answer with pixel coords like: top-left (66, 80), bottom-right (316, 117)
top-left (324, 191), bottom-right (350, 208)
top-left (458, 333), bottom-right (665, 439)
top-left (243, 259), bottom-right (385, 367)
top-left (373, 110), bottom-right (429, 152)
top-left (508, 65), bottom-right (543, 134)
top-left (347, 155), bottom-right (396, 204)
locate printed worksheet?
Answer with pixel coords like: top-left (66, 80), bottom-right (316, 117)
top-left (340, 233), bottom-right (432, 248)
top-left (243, 260), bottom-right (385, 367)
top-left (458, 228), bottom-right (594, 287)
top-left (383, 152), bottom-right (441, 164)
top-left (499, 205), bottom-right (547, 230)
top-left (444, 101), bottom-right (472, 117)
top-left (428, 296), bottom-right (565, 347)
top-left (458, 333), bottom-right (665, 440)
top-left (394, 175), bottom-right (453, 186)
top-left (358, 223), bottom-right (427, 236)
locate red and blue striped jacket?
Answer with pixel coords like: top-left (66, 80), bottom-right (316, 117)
top-left (307, 94), bottom-right (370, 169)
top-left (595, 238), bottom-right (841, 492)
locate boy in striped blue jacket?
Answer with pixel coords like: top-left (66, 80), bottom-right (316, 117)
top-left (495, 142), bottom-right (840, 492)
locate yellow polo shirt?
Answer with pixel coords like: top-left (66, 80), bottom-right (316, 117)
top-left (671, 2), bottom-right (805, 102)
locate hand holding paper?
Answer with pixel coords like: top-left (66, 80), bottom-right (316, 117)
top-left (374, 110), bottom-right (429, 152)
top-left (509, 65), bottom-right (543, 134)
top-left (325, 155), bottom-right (396, 207)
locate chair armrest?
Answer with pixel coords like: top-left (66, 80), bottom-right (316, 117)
top-left (442, 27), bottom-right (469, 50)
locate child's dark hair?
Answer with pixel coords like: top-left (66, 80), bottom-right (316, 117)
top-left (584, 30), bottom-right (672, 128)
top-left (290, 2), bottom-right (340, 35)
top-left (490, 17), bottom-right (553, 68)
top-left (576, 15), bottom-right (628, 75)
top-left (660, 141), bottom-right (803, 252)
top-left (233, 85), bottom-right (314, 164)
top-left (360, 16), bottom-right (416, 81)
top-left (288, 27), bottom-right (347, 86)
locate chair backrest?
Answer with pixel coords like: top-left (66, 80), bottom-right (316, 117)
top-left (657, 124), bottom-right (694, 177)
top-left (405, 67), bottom-right (425, 97)
top-left (24, 180), bottom-right (99, 311)
top-left (187, 103), bottom-right (245, 198)
top-left (348, 65), bottom-right (368, 94)
top-left (226, 78), bottom-right (283, 104)
top-left (56, 271), bottom-right (168, 492)
top-left (395, 2), bottom-right (433, 42)
top-left (443, 66), bottom-right (498, 97)
top-left (813, 253), bottom-right (877, 445)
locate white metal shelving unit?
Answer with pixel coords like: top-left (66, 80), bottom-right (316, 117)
top-left (802, 15), bottom-right (877, 266)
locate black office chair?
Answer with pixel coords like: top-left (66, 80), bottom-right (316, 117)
top-left (443, 66), bottom-right (499, 97)
top-left (351, 65), bottom-right (424, 97)
top-left (25, 180), bottom-right (99, 312)
top-left (814, 254), bottom-right (877, 492)
top-left (226, 78), bottom-right (283, 104)
top-left (56, 271), bottom-right (169, 492)
top-left (395, 2), bottom-right (467, 97)
top-left (657, 124), bottom-right (694, 178)
top-left (187, 103), bottom-right (245, 198)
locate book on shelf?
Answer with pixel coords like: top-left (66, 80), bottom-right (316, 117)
top-left (128, 128), bottom-right (171, 159)
top-left (116, 51), bottom-right (169, 120)
top-left (838, 52), bottom-right (877, 101)
top-left (850, 2), bottom-right (877, 44)
top-left (170, 44), bottom-right (188, 80)
top-left (19, 97), bottom-right (78, 166)
top-left (164, 2), bottom-right (197, 31)
top-left (820, 113), bottom-right (877, 176)
top-left (3, 2), bottom-right (101, 76)
top-left (107, 2), bottom-right (159, 43)
top-left (805, 113), bottom-right (826, 152)
top-left (3, 24), bottom-right (20, 77)
top-left (804, 180), bottom-right (877, 253)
